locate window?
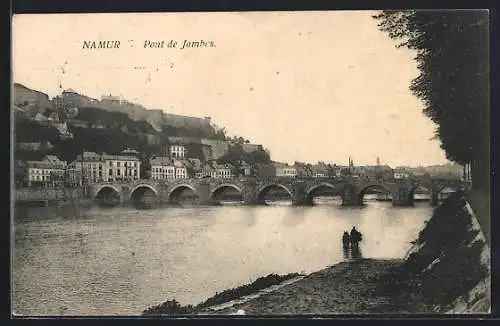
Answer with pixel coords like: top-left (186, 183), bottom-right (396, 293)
top-left (117, 162), bottom-right (121, 167)
top-left (109, 169), bottom-right (113, 176)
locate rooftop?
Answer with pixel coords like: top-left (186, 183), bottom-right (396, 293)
top-left (121, 148), bottom-right (140, 154)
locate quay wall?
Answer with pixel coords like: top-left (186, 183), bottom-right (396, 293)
top-left (15, 187), bottom-right (88, 203)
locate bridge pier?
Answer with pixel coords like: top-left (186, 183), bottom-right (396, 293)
top-left (430, 188), bottom-right (439, 207)
top-left (196, 182), bottom-right (212, 205)
top-left (240, 179), bottom-right (265, 205)
top-left (392, 187), bottom-right (414, 207)
top-left (342, 185), bottom-right (362, 206)
top-left (292, 182), bottom-right (314, 206)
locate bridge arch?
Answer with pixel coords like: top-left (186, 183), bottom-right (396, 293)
top-left (210, 183), bottom-right (243, 199)
top-left (257, 183), bottom-right (293, 201)
top-left (413, 181), bottom-right (461, 196)
top-left (357, 184), bottom-right (393, 202)
top-left (305, 182), bottom-right (344, 201)
top-left (434, 184), bottom-right (460, 198)
top-left (95, 185), bottom-right (121, 198)
top-left (95, 185), bottom-right (122, 207)
top-left (408, 183), bottom-right (431, 195)
top-left (129, 184), bottom-right (159, 207)
top-left (130, 184), bottom-right (158, 197)
top-left (167, 183), bottom-right (199, 202)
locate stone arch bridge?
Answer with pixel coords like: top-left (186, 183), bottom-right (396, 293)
top-left (88, 177), bottom-right (463, 207)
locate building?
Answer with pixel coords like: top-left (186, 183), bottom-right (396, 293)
top-left (101, 94), bottom-right (121, 104)
top-left (393, 168), bottom-right (411, 179)
top-left (120, 148), bottom-right (140, 157)
top-left (211, 162), bottom-right (233, 179)
top-left (172, 159), bottom-right (188, 179)
top-left (61, 88), bottom-right (99, 109)
top-left (24, 155), bottom-right (67, 187)
top-left (149, 157), bottom-right (188, 181)
top-left (333, 166), bottom-right (349, 178)
top-left (275, 163), bottom-right (297, 178)
top-left (103, 153), bottom-right (141, 182)
top-left (196, 163), bottom-right (217, 178)
top-left (150, 156), bottom-right (176, 181)
top-left (311, 164), bottom-right (329, 178)
top-left (258, 162), bottom-right (297, 178)
top-left (239, 161), bottom-right (253, 176)
top-left (67, 151), bottom-right (104, 184)
top-left (67, 151), bottom-right (141, 184)
top-left (169, 144), bottom-right (186, 159)
top-left (293, 162), bottom-right (312, 178)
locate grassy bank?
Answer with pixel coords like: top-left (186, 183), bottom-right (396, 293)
top-left (142, 273), bottom-right (302, 315)
top-left (377, 191), bottom-right (490, 313)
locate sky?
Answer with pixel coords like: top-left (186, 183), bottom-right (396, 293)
top-left (12, 11), bottom-right (450, 167)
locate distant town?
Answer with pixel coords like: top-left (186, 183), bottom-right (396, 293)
top-left (13, 83), bottom-right (466, 188)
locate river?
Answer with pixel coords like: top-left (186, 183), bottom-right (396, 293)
top-left (12, 196), bottom-right (432, 316)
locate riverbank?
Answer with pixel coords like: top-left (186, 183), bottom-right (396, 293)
top-left (142, 190), bottom-right (490, 315)
top-left (142, 258), bottom-right (432, 315)
top-left (142, 273), bottom-right (305, 315)
top-left (209, 259), bottom-right (431, 314)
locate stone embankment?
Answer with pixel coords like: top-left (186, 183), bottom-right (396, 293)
top-left (142, 191), bottom-right (490, 315)
top-left (15, 187), bottom-right (90, 207)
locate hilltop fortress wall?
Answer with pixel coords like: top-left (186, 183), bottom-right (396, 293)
top-left (56, 89), bottom-right (211, 131)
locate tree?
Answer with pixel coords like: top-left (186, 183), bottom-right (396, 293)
top-left (217, 144), bottom-right (271, 167)
top-left (373, 10), bottom-right (489, 190)
top-left (139, 152), bottom-right (153, 179)
top-left (246, 149), bottom-right (271, 165)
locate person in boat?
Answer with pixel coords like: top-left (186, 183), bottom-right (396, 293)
top-left (342, 231), bottom-right (350, 249)
top-left (350, 226), bottom-right (363, 249)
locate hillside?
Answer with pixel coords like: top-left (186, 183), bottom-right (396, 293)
top-left (14, 106), bottom-right (220, 164)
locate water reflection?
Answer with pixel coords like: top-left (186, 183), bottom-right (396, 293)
top-left (341, 245), bottom-right (363, 260)
top-left (351, 245), bottom-right (363, 260)
top-left (13, 200), bottom-right (431, 316)
top-left (342, 247), bottom-right (350, 260)
top-left (239, 209), bottom-right (258, 227)
top-left (281, 208), bottom-right (306, 228)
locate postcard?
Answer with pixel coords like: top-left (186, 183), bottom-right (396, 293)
top-left (11, 10), bottom-right (491, 316)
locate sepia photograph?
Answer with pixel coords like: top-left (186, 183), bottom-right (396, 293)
top-left (11, 10), bottom-right (491, 316)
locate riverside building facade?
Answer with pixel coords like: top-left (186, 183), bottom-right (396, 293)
top-left (67, 151), bottom-right (141, 184)
top-left (24, 155), bottom-right (67, 187)
top-left (150, 157), bottom-right (188, 181)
